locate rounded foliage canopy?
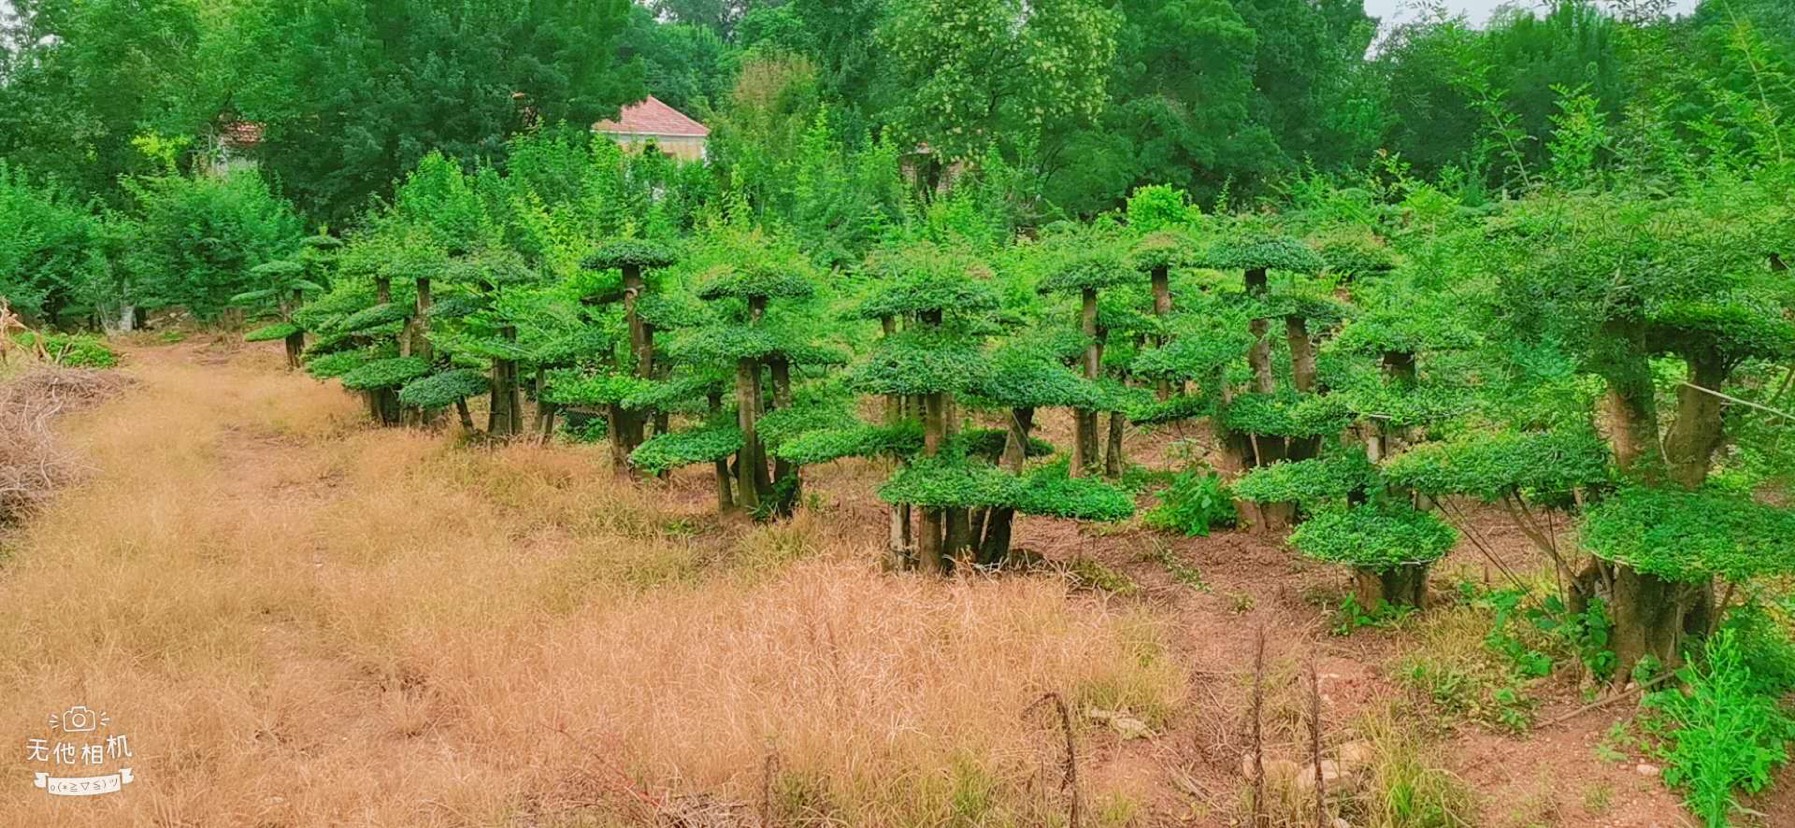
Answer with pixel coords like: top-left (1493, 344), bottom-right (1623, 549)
top-left (1289, 503), bottom-right (1458, 571)
top-left (340, 356), bottom-right (432, 391)
top-left (398, 369), bottom-right (489, 408)
top-left (583, 238), bottom-right (681, 272)
top-left (1578, 487), bottom-right (1795, 582)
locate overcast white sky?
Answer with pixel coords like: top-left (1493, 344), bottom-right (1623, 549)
top-left (1364, 0), bottom-right (1699, 28)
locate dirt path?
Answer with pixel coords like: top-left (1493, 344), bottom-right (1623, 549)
top-left (0, 339), bottom-right (1713, 826)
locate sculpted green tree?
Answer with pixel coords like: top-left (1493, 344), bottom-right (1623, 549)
top-left (1494, 184), bottom-right (1795, 677)
top-left (570, 239), bottom-right (682, 472)
top-left (291, 234), bottom-right (425, 426)
top-left (1031, 230), bottom-right (1132, 477)
top-left (238, 258), bottom-right (320, 369)
top-left (838, 243), bottom-right (996, 569)
top-left (1196, 227), bottom-right (1345, 528)
top-left (427, 253), bottom-right (552, 437)
top-left (655, 231), bottom-right (838, 518)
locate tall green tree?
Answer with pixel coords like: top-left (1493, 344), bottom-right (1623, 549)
top-left (881, 0), bottom-right (1118, 185)
top-left (229, 0), bottom-right (644, 222)
top-left (0, 0), bottom-right (213, 200)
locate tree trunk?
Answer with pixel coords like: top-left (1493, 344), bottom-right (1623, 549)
top-left (1287, 316), bottom-right (1317, 393)
top-left (1103, 411), bottom-right (1126, 478)
top-left (769, 356), bottom-right (799, 518)
top-left (1074, 287), bottom-right (1102, 477)
top-left (735, 358), bottom-right (768, 515)
top-left (607, 266), bottom-right (651, 462)
top-left (487, 321), bottom-right (523, 438)
top-left (942, 393), bottom-right (970, 561)
top-left (412, 277), bottom-right (433, 361)
top-left (878, 318), bottom-right (912, 564)
top-left (375, 276), bottom-right (392, 305)
top-left (979, 407), bottom-right (1034, 565)
top-left (889, 500), bottom-right (912, 569)
top-left (696, 392), bottom-right (730, 513)
top-left (1244, 268), bottom-right (1275, 394)
top-left (489, 358), bottom-right (521, 437)
top-left (283, 331), bottom-right (305, 370)
top-left (1664, 353), bottom-right (1728, 490)
top-left (1597, 325), bottom-right (1661, 481)
top-left (1152, 265), bottom-right (1173, 400)
top-left (918, 508), bottom-right (945, 573)
top-left (454, 397), bottom-right (475, 432)
top-left (372, 388), bottom-right (402, 426)
top-left (1353, 564), bottom-right (1431, 611)
top-left (1602, 560), bottom-right (1707, 682)
top-left (917, 390), bottom-right (948, 572)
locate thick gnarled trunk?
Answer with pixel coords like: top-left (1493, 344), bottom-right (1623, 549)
top-left (1353, 564), bottom-right (1430, 611)
top-left (1665, 354), bottom-right (1729, 490)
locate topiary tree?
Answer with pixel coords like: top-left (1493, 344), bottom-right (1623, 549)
top-left (237, 259), bottom-right (318, 369)
top-left (1578, 487), bottom-right (1795, 676)
top-left (1033, 231), bottom-right (1130, 477)
top-left (1290, 502), bottom-right (1458, 610)
top-left (843, 242), bottom-right (1005, 560)
top-left (964, 340), bottom-right (1105, 562)
top-left (397, 368), bottom-right (490, 430)
top-left (425, 253), bottom-right (547, 437)
top-left (846, 320), bottom-right (990, 569)
top-left (576, 239), bottom-right (682, 468)
top-left (1188, 228), bottom-right (1331, 530)
top-left (1494, 187), bottom-right (1795, 679)
top-left (668, 233), bottom-right (832, 517)
top-left (289, 236), bottom-right (420, 425)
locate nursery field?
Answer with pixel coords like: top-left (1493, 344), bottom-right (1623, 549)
top-left (6, 2), bottom-right (1795, 826)
top-left (0, 336), bottom-right (1781, 827)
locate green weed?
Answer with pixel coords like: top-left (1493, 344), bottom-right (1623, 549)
top-left (1642, 628), bottom-right (1795, 827)
top-left (1144, 468), bottom-right (1236, 537)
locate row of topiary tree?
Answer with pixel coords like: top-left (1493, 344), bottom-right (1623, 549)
top-left (237, 165), bottom-right (1795, 685)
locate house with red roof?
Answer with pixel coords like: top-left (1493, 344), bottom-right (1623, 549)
top-left (593, 95), bottom-right (710, 162)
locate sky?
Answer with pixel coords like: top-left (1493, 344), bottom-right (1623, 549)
top-left (1363, 0), bottom-right (1700, 29)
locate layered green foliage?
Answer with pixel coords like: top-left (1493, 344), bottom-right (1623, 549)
top-left (1233, 454), bottom-right (1377, 507)
top-left (877, 457), bottom-right (1132, 521)
top-left (1289, 504), bottom-right (1458, 571)
top-left (630, 426), bottom-right (745, 473)
top-left (339, 356), bottom-right (432, 391)
top-left (1383, 428), bottom-right (1612, 500)
top-left (243, 322), bottom-right (302, 342)
top-left (1578, 488), bottom-right (1795, 583)
top-left (398, 369), bottom-right (490, 409)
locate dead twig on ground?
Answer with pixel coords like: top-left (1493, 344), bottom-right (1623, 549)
top-left (1026, 692), bottom-right (1081, 828)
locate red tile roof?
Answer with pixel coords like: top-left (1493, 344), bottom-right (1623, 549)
top-left (220, 121), bottom-right (264, 148)
top-left (594, 95), bottom-right (710, 138)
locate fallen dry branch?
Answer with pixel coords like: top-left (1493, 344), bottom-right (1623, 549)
top-left (0, 366), bottom-right (130, 523)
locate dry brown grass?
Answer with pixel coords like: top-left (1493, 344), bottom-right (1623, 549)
top-left (0, 344), bottom-right (1186, 826)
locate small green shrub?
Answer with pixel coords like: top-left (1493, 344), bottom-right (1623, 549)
top-left (1144, 468), bottom-right (1236, 536)
top-left (1643, 628), bottom-right (1795, 827)
top-left (14, 332), bottom-right (118, 368)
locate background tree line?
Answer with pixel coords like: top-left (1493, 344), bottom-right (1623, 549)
top-left (2, 0), bottom-right (1793, 328)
